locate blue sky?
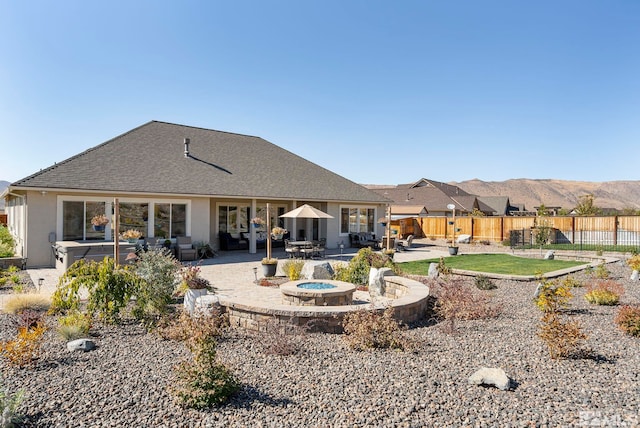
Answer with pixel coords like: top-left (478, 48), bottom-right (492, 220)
top-left (1, 1), bottom-right (639, 184)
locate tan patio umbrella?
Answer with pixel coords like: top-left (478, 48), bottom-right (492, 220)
top-left (279, 204), bottom-right (334, 219)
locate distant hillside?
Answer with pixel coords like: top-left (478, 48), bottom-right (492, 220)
top-left (451, 179), bottom-right (640, 211)
top-left (0, 180), bottom-right (8, 210)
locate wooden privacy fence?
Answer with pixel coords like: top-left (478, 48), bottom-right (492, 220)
top-left (0, 214), bottom-right (6, 226)
top-left (415, 216), bottom-right (640, 247)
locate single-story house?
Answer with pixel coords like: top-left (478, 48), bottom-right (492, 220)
top-left (2, 121), bottom-right (390, 268)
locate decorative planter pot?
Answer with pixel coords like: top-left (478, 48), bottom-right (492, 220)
top-left (448, 246), bottom-right (459, 256)
top-left (92, 225), bottom-right (105, 232)
top-left (273, 234), bottom-right (283, 240)
top-left (183, 288), bottom-right (209, 314)
top-left (262, 263), bottom-right (277, 277)
top-left (127, 238), bottom-right (138, 244)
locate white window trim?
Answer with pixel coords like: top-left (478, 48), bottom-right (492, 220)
top-left (338, 205), bottom-right (378, 236)
top-left (56, 196), bottom-right (191, 241)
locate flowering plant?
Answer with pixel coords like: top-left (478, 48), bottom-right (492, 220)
top-left (261, 257), bottom-right (278, 265)
top-left (271, 227), bottom-right (287, 236)
top-left (91, 214), bottom-right (109, 226)
top-left (251, 217), bottom-right (265, 225)
top-left (121, 229), bottom-right (142, 240)
top-left (178, 264), bottom-right (210, 289)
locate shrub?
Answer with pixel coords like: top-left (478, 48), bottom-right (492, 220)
top-left (281, 260), bottom-right (305, 281)
top-left (57, 310), bottom-right (92, 341)
top-left (433, 278), bottom-right (501, 333)
top-left (0, 277), bottom-right (6, 286)
top-left (16, 309), bottom-right (44, 330)
top-left (50, 257), bottom-right (140, 323)
top-left (626, 254), bottom-right (640, 271)
top-left (534, 280), bottom-right (572, 313)
top-left (131, 248), bottom-right (180, 320)
top-left (436, 257), bottom-right (451, 275)
top-left (594, 263), bottom-right (610, 279)
top-left (258, 317), bottom-right (305, 356)
top-left (158, 308), bottom-right (227, 346)
top-left (538, 312), bottom-right (587, 359)
top-left (561, 276), bottom-right (583, 288)
top-left (342, 306), bottom-right (407, 351)
top-left (0, 383), bottom-right (24, 428)
top-left (0, 225), bottom-right (15, 257)
top-left (333, 248), bottom-right (398, 286)
top-left (0, 322), bottom-right (47, 367)
top-left (171, 335), bottom-right (239, 409)
top-left (584, 280), bottom-right (623, 306)
top-left (474, 275), bottom-right (496, 290)
top-left (11, 284), bottom-right (23, 293)
top-left (6, 266), bottom-right (19, 274)
top-left (3, 293), bottom-right (51, 314)
top-left (615, 305), bottom-right (640, 337)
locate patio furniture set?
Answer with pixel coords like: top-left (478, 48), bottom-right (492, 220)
top-left (284, 239), bottom-right (327, 259)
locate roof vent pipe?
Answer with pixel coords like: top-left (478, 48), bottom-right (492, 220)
top-left (184, 138), bottom-right (190, 158)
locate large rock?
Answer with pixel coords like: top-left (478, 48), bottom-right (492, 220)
top-left (544, 250), bottom-right (555, 260)
top-left (368, 267), bottom-right (393, 297)
top-left (184, 288), bottom-right (209, 314)
top-left (67, 338), bottom-right (96, 352)
top-left (457, 234), bottom-right (471, 244)
top-left (301, 261), bottom-right (334, 280)
top-left (195, 294), bottom-right (221, 316)
top-left (468, 367), bottom-right (511, 391)
top-left (428, 263), bottom-right (439, 278)
top-left (631, 270), bottom-right (639, 281)
top-left (534, 282), bottom-right (543, 299)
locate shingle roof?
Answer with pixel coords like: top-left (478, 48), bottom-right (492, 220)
top-left (364, 179), bottom-right (473, 212)
top-left (12, 121), bottom-right (388, 203)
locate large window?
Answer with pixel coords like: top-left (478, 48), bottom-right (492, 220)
top-left (219, 205), bottom-right (249, 235)
top-left (118, 203), bottom-right (149, 237)
top-left (62, 201), bottom-right (107, 241)
top-left (154, 203), bottom-right (187, 239)
top-left (340, 207), bottom-right (376, 234)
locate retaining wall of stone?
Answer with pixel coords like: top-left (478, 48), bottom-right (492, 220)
top-left (220, 275), bottom-right (431, 333)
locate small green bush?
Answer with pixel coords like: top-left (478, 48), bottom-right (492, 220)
top-left (281, 260), bottom-right (305, 280)
top-left (534, 280), bottom-right (572, 313)
top-left (171, 335), bottom-right (239, 409)
top-left (594, 263), bottom-right (610, 279)
top-left (342, 306), bottom-right (407, 351)
top-left (57, 310), bottom-right (92, 341)
top-left (615, 305), bottom-right (640, 337)
top-left (0, 225), bottom-right (15, 257)
top-left (561, 276), bottom-right (583, 288)
top-left (50, 257), bottom-right (140, 323)
top-left (131, 248), bottom-right (180, 320)
top-left (474, 275), bottom-right (496, 290)
top-left (584, 280), bottom-right (623, 306)
top-left (0, 382), bottom-right (24, 427)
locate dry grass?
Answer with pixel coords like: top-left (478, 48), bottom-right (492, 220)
top-left (2, 293), bottom-right (51, 314)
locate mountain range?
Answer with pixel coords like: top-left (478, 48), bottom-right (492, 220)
top-left (452, 178), bottom-right (640, 211)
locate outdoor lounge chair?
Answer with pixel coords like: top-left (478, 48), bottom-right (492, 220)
top-left (397, 235), bottom-right (414, 250)
top-left (176, 236), bottom-right (197, 261)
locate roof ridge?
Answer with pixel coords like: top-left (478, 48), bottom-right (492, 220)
top-left (150, 120), bottom-right (262, 139)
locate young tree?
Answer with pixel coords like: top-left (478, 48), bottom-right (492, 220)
top-left (574, 194), bottom-right (601, 216)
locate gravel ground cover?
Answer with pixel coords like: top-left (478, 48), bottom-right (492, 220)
top-left (1, 251), bottom-right (639, 427)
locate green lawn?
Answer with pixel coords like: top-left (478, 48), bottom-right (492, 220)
top-left (399, 253), bottom-right (586, 276)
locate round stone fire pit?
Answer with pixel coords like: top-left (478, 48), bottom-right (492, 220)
top-left (280, 280), bottom-right (356, 306)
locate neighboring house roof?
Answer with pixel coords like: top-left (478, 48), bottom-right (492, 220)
top-left (9, 121), bottom-right (388, 204)
top-left (364, 178), bottom-right (475, 213)
top-left (477, 196), bottom-right (511, 215)
top-left (390, 205), bottom-right (428, 217)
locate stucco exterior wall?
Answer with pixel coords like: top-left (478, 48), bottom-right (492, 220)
top-left (26, 190), bottom-right (58, 267)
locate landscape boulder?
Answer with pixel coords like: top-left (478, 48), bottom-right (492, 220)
top-left (368, 267), bottom-right (393, 297)
top-left (544, 250), bottom-right (555, 260)
top-left (457, 234), bottom-right (471, 244)
top-left (301, 261), bottom-right (334, 280)
top-left (67, 338), bottom-right (96, 352)
top-left (428, 263), bottom-right (439, 278)
top-left (630, 270), bottom-right (639, 281)
top-left (468, 367), bottom-right (511, 391)
top-left (195, 294), bottom-right (221, 315)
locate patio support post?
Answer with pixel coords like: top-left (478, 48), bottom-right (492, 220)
top-left (114, 198), bottom-right (120, 265)
top-left (266, 203), bottom-right (272, 260)
top-left (386, 205), bottom-right (391, 251)
top-left (249, 199), bottom-right (257, 254)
